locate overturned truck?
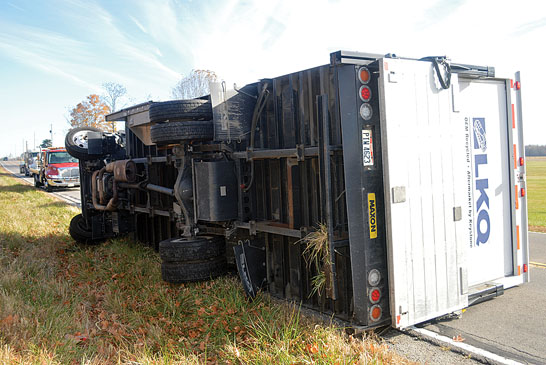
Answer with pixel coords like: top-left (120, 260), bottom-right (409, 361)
top-left (66, 51), bottom-right (528, 329)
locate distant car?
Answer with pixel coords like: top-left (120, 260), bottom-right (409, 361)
top-left (2, 157), bottom-right (7, 161)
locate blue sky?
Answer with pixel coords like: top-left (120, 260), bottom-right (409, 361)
top-left (1, 0), bottom-right (545, 157)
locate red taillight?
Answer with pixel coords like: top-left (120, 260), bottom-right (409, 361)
top-left (515, 81), bottom-right (521, 90)
top-left (523, 264), bottom-right (528, 273)
top-left (370, 305), bottom-right (382, 322)
top-left (358, 67), bottom-right (371, 84)
top-left (359, 85), bottom-right (372, 102)
top-left (521, 188), bottom-right (526, 197)
top-left (369, 288), bottom-right (381, 303)
top-left (520, 157), bottom-right (524, 166)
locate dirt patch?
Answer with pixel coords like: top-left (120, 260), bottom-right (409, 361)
top-left (529, 226), bottom-right (546, 233)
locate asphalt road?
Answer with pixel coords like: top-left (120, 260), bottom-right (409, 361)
top-left (421, 232), bottom-right (546, 364)
top-left (0, 160), bottom-right (81, 208)
top-left (2, 159), bottom-right (545, 363)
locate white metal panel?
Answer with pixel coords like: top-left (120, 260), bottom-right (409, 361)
top-left (379, 58), bottom-right (468, 328)
top-left (457, 79), bottom-right (514, 286)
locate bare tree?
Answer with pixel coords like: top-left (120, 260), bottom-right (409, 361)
top-left (102, 82), bottom-right (127, 113)
top-left (171, 70), bottom-right (218, 99)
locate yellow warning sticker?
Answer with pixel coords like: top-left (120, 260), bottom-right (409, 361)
top-left (368, 193), bottom-right (377, 239)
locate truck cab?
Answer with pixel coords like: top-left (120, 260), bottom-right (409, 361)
top-left (32, 147), bottom-right (80, 191)
top-left (20, 150), bottom-right (39, 176)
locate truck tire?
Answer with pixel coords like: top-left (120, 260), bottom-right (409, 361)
top-left (69, 214), bottom-right (102, 245)
top-left (161, 257), bottom-right (227, 283)
top-left (65, 126), bottom-right (104, 160)
top-left (33, 174), bottom-right (42, 187)
top-left (43, 179), bottom-right (53, 192)
top-left (150, 120), bottom-right (213, 145)
top-left (159, 236), bottom-right (226, 262)
top-left (149, 100), bottom-right (212, 123)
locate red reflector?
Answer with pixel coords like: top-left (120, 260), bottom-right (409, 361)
top-left (515, 81), bottom-right (521, 90)
top-left (520, 157), bottom-right (524, 166)
top-left (521, 187), bottom-right (526, 197)
top-left (511, 79), bottom-right (514, 88)
top-left (524, 264), bottom-right (528, 273)
top-left (517, 225), bottom-right (520, 250)
top-left (512, 104), bottom-right (515, 129)
top-left (370, 288), bottom-right (381, 303)
top-left (359, 85), bottom-right (372, 102)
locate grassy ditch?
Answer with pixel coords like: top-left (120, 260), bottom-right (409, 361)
top-left (527, 157), bottom-right (546, 232)
top-left (0, 169), bottom-right (412, 364)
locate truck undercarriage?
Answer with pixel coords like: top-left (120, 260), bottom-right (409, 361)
top-left (66, 51), bottom-right (528, 329)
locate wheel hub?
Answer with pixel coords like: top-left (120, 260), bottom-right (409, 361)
top-left (72, 130), bottom-right (90, 149)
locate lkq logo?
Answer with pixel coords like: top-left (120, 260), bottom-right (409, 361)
top-left (473, 118), bottom-right (489, 246)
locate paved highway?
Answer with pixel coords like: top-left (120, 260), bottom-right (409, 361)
top-left (420, 234), bottom-right (546, 364)
top-left (1, 160), bottom-right (81, 208)
top-left (2, 159), bottom-right (545, 363)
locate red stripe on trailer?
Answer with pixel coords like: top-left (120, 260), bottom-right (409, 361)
top-left (512, 104), bottom-right (515, 129)
top-left (511, 79), bottom-right (514, 88)
top-left (518, 266), bottom-right (521, 276)
top-left (517, 225), bottom-right (520, 250)
top-left (513, 144), bottom-right (517, 169)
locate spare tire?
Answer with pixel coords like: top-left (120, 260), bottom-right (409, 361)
top-left (65, 126), bottom-right (104, 160)
top-left (150, 120), bottom-right (213, 145)
top-left (159, 236), bottom-right (226, 263)
top-left (161, 257), bottom-right (227, 283)
top-left (149, 100), bottom-right (212, 123)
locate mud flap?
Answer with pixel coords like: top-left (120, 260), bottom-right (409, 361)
top-left (234, 242), bottom-right (266, 298)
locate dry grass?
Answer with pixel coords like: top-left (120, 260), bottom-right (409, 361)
top-left (300, 223), bottom-right (333, 297)
top-left (0, 168), bottom-right (413, 364)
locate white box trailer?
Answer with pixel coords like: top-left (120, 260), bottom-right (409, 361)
top-left (378, 57), bottom-right (527, 328)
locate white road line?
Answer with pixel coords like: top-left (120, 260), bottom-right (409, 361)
top-left (529, 231), bottom-right (546, 235)
top-left (409, 327), bottom-right (523, 365)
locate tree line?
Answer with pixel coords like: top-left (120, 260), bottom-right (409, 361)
top-left (69, 70), bottom-right (217, 131)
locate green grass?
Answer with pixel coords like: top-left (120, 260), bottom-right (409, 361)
top-left (0, 169), bottom-right (412, 364)
top-left (526, 157), bottom-right (546, 230)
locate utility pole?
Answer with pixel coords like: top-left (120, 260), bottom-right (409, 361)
top-left (50, 123), bottom-right (53, 146)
